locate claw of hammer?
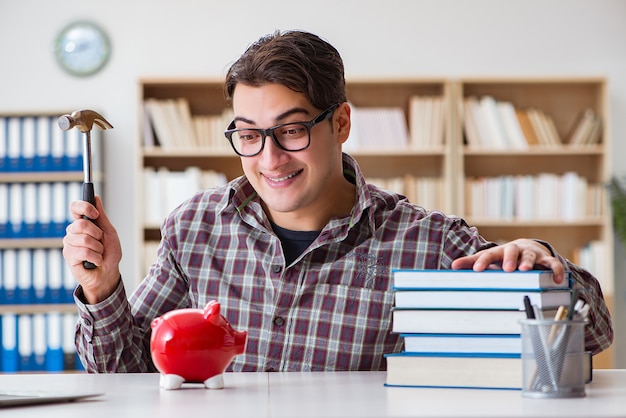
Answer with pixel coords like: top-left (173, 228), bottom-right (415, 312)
top-left (58, 110), bottom-right (113, 133)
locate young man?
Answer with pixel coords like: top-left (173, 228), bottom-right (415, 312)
top-left (63, 30), bottom-right (613, 373)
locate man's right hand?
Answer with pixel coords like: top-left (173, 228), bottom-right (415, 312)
top-left (62, 195), bottom-right (122, 304)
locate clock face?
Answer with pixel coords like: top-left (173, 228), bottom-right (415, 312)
top-left (54, 21), bottom-right (111, 76)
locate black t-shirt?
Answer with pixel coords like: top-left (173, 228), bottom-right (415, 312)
top-left (270, 221), bottom-right (320, 265)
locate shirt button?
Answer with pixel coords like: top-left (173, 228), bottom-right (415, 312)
top-left (273, 316), bottom-right (285, 327)
top-left (83, 318), bottom-right (92, 326)
top-left (271, 265), bottom-right (281, 274)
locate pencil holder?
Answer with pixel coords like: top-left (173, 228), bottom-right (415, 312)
top-left (519, 319), bottom-right (587, 398)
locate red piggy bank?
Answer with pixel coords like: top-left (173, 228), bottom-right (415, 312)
top-left (150, 300), bottom-right (247, 390)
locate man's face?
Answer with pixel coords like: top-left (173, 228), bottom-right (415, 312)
top-left (231, 83), bottom-right (346, 229)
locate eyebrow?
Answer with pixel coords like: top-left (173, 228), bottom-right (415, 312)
top-left (233, 107), bottom-right (311, 126)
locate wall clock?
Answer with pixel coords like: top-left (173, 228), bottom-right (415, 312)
top-left (54, 21), bottom-right (111, 77)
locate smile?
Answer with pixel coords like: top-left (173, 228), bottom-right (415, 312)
top-left (266, 169), bottom-right (303, 182)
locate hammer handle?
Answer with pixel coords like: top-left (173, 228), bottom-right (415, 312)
top-left (82, 182), bottom-right (97, 270)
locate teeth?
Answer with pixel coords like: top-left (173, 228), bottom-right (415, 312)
top-left (268, 171), bottom-right (299, 182)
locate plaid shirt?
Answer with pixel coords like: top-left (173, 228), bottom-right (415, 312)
top-left (74, 153), bottom-right (613, 372)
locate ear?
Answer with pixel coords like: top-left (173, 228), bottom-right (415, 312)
top-left (334, 102), bottom-right (351, 145)
top-left (203, 300), bottom-right (221, 321)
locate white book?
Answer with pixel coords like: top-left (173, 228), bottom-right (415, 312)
top-left (392, 269), bottom-right (568, 290)
top-left (479, 96), bottom-right (509, 148)
top-left (401, 333), bottom-right (522, 354)
top-left (498, 101), bottom-right (528, 150)
top-left (394, 288), bottom-right (571, 310)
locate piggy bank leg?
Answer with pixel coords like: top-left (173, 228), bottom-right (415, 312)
top-left (203, 374), bottom-right (224, 389)
top-left (160, 374), bottom-right (185, 390)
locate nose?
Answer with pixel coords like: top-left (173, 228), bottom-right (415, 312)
top-left (258, 133), bottom-right (288, 166)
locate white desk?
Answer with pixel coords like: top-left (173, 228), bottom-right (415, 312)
top-left (0, 370), bottom-right (625, 417)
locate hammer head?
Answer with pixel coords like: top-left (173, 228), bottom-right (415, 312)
top-left (58, 110), bottom-right (113, 133)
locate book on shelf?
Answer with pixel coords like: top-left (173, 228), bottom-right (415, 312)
top-left (408, 95), bottom-right (445, 148)
top-left (564, 108), bottom-right (603, 147)
top-left (346, 106), bottom-right (409, 150)
top-left (393, 288), bottom-right (572, 310)
top-left (401, 333), bottom-right (522, 354)
top-left (384, 352), bottom-right (522, 390)
top-left (392, 269), bottom-right (570, 291)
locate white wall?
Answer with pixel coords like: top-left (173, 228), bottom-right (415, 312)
top-left (1, 0), bottom-right (625, 366)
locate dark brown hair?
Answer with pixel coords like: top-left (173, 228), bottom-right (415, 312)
top-left (224, 30), bottom-right (347, 110)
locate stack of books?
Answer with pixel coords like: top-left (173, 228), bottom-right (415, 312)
top-left (384, 269), bottom-right (572, 390)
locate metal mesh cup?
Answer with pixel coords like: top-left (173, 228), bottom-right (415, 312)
top-left (519, 318), bottom-right (587, 398)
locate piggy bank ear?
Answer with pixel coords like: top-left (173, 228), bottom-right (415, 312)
top-left (203, 300), bottom-right (221, 321)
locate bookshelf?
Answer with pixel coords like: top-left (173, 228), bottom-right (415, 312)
top-left (138, 78), bottom-right (454, 274)
top-left (0, 112), bottom-right (101, 372)
top-left (138, 78), bottom-right (614, 367)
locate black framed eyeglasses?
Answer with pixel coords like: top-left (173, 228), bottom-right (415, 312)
top-left (224, 103), bottom-right (340, 157)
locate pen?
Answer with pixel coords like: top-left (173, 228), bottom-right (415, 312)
top-left (523, 295), bottom-right (535, 319)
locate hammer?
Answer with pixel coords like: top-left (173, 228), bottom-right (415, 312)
top-left (58, 110), bottom-right (113, 269)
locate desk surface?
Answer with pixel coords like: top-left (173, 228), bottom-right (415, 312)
top-left (0, 370), bottom-right (625, 417)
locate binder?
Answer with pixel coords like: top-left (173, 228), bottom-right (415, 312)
top-left (65, 127), bottom-right (82, 171)
top-left (32, 248), bottom-right (48, 303)
top-left (1, 313), bottom-right (19, 372)
top-left (8, 183), bottom-right (24, 238)
top-left (46, 312), bottom-right (64, 372)
top-left (2, 249), bottom-right (17, 304)
top-left (0, 250), bottom-right (3, 304)
top-left (32, 313), bottom-right (47, 371)
top-left (36, 116), bottom-right (52, 171)
top-left (16, 248), bottom-right (33, 304)
top-left (51, 182), bottom-right (67, 237)
top-left (47, 249), bottom-right (63, 304)
top-left (7, 117), bottom-right (21, 171)
top-left (63, 258), bottom-right (77, 303)
top-left (0, 183), bottom-right (8, 237)
top-left (37, 182), bottom-right (52, 237)
top-left (50, 120), bottom-right (65, 170)
top-left (0, 116), bottom-right (7, 171)
top-left (17, 314), bottom-right (34, 371)
top-left (22, 116), bottom-right (36, 172)
top-left (23, 182), bottom-right (37, 238)
top-left (62, 313), bottom-right (78, 370)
